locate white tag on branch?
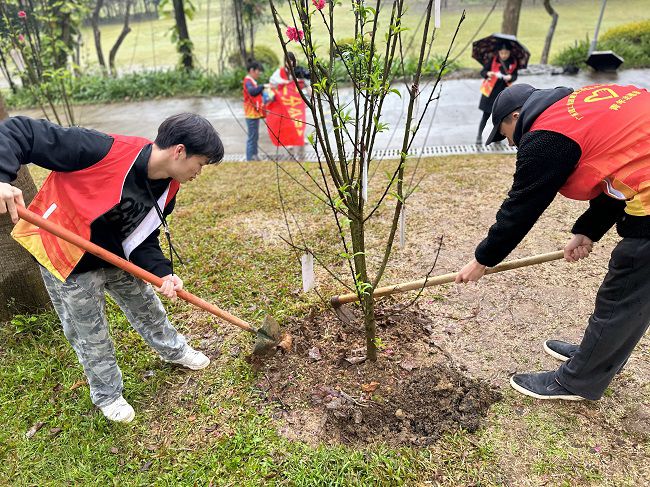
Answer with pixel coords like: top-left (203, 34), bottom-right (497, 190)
top-left (362, 159), bottom-right (368, 201)
top-left (435, 0), bottom-right (441, 28)
top-left (301, 252), bottom-right (315, 292)
top-left (399, 205), bottom-right (406, 249)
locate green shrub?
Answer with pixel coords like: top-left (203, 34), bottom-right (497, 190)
top-left (253, 45), bottom-right (280, 72)
top-left (227, 45), bottom-right (280, 71)
top-left (4, 68), bottom-right (251, 108)
top-left (553, 20), bottom-right (650, 69)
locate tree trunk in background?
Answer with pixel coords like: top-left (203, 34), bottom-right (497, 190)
top-left (0, 96), bottom-right (51, 322)
top-left (540, 0), bottom-right (559, 64)
top-left (233, 0), bottom-right (247, 66)
top-left (109, 0), bottom-right (134, 76)
top-left (91, 0), bottom-right (108, 75)
top-left (501, 0), bottom-right (523, 36)
top-left (172, 0), bottom-right (193, 70)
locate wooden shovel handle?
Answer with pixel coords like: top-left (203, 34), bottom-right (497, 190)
top-left (331, 250), bottom-right (565, 306)
top-left (16, 205), bottom-right (256, 334)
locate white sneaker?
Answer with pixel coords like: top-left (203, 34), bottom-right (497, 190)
top-left (167, 347), bottom-right (210, 370)
top-left (100, 396), bottom-right (135, 423)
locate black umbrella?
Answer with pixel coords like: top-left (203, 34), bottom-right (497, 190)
top-left (586, 50), bottom-right (624, 72)
top-left (472, 33), bottom-right (531, 69)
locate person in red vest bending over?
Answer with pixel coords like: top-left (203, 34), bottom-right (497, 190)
top-left (456, 83), bottom-right (650, 401)
top-left (476, 42), bottom-right (518, 145)
top-left (243, 59), bottom-right (269, 161)
top-left (0, 113), bottom-right (224, 422)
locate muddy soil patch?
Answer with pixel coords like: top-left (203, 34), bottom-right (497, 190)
top-left (253, 303), bottom-right (501, 447)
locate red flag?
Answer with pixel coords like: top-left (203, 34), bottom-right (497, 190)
top-left (265, 83), bottom-right (306, 147)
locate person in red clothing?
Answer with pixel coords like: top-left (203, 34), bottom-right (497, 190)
top-left (243, 59), bottom-right (269, 161)
top-left (457, 83), bottom-right (650, 401)
top-left (0, 113), bottom-right (224, 422)
top-left (476, 42), bottom-right (518, 145)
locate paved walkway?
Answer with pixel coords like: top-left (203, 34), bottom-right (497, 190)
top-left (12, 68), bottom-right (650, 160)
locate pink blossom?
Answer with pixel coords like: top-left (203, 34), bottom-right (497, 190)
top-left (286, 26), bottom-right (304, 42)
top-left (18, 34), bottom-right (25, 42)
top-left (312, 0), bottom-right (326, 10)
top-left (18, 10), bottom-right (26, 18)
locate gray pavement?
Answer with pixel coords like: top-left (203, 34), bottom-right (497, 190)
top-left (11, 68), bottom-right (650, 160)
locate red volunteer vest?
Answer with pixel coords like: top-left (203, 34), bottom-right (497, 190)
top-left (11, 134), bottom-right (180, 281)
top-left (243, 75), bottom-right (265, 119)
top-left (530, 84), bottom-right (650, 215)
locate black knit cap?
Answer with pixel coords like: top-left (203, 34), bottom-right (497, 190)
top-left (486, 83), bottom-right (536, 145)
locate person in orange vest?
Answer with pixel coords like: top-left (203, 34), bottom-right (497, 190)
top-left (0, 113), bottom-right (224, 422)
top-left (476, 42), bottom-right (518, 145)
top-left (456, 83), bottom-right (650, 401)
top-left (243, 59), bottom-right (269, 161)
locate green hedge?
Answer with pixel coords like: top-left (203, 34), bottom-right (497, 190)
top-left (553, 19), bottom-right (650, 69)
top-left (5, 68), bottom-right (250, 108)
top-left (4, 55), bottom-right (459, 109)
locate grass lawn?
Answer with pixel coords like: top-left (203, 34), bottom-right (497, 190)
top-left (83, 0), bottom-right (649, 73)
top-left (1, 155), bottom-right (649, 485)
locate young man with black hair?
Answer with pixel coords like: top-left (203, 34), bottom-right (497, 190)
top-left (0, 113), bottom-right (224, 422)
top-left (456, 83), bottom-right (650, 402)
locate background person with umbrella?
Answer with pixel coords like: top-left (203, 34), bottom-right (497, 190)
top-left (473, 34), bottom-right (529, 145)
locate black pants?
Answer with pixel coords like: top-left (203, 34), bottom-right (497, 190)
top-left (556, 238), bottom-right (650, 400)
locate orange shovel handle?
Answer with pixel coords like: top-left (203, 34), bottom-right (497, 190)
top-left (16, 205), bottom-right (256, 334)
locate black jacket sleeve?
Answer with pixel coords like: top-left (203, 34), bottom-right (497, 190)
top-left (128, 197), bottom-right (176, 277)
top-left (572, 192), bottom-right (626, 242)
top-left (0, 116), bottom-right (113, 183)
top-left (474, 131), bottom-right (582, 266)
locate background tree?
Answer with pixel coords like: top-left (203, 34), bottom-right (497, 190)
top-left (0, 94), bottom-right (51, 322)
top-left (540, 0), bottom-right (559, 64)
top-left (501, 0), bottom-right (523, 36)
top-left (233, 0), bottom-right (268, 66)
top-left (171, 0), bottom-right (194, 69)
top-left (269, 0), bottom-right (461, 361)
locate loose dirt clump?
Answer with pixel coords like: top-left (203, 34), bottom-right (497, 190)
top-left (253, 302), bottom-right (501, 447)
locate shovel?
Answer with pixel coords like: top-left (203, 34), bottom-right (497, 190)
top-left (331, 250), bottom-right (565, 306)
top-left (16, 206), bottom-right (291, 356)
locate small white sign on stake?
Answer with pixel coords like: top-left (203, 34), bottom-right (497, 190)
top-left (399, 205), bottom-right (406, 249)
top-left (435, 0), bottom-right (441, 28)
top-left (362, 158), bottom-right (368, 202)
top-left (301, 252), bottom-right (315, 292)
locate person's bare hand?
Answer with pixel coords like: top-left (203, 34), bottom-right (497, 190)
top-left (564, 234), bottom-right (593, 262)
top-left (155, 274), bottom-right (183, 300)
top-left (0, 182), bottom-right (25, 224)
top-left (455, 259), bottom-right (487, 284)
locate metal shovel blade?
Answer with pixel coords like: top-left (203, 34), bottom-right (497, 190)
top-left (252, 315), bottom-right (283, 356)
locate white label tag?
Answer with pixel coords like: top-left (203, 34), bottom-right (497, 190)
top-left (301, 252), bottom-right (315, 292)
top-left (399, 205), bottom-right (406, 249)
top-left (362, 159), bottom-right (368, 202)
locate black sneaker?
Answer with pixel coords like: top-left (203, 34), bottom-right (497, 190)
top-left (543, 340), bottom-right (578, 362)
top-left (510, 371), bottom-right (585, 401)
top-left (475, 135), bottom-right (482, 145)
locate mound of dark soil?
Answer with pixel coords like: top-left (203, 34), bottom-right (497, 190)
top-left (252, 302), bottom-right (501, 447)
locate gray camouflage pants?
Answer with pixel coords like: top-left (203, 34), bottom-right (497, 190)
top-left (40, 266), bottom-right (188, 407)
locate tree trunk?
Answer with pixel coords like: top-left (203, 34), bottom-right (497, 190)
top-left (91, 0), bottom-right (108, 75)
top-left (350, 218), bottom-right (377, 362)
top-left (0, 50), bottom-right (17, 94)
top-left (109, 0), bottom-right (134, 76)
top-left (172, 0), bottom-right (194, 70)
top-left (501, 0), bottom-right (523, 36)
top-left (540, 0), bottom-right (559, 64)
top-left (0, 96), bottom-right (51, 321)
top-left (233, 0), bottom-right (247, 66)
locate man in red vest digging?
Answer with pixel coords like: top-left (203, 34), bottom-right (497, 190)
top-left (0, 113), bottom-right (224, 422)
top-left (456, 83), bottom-right (650, 401)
